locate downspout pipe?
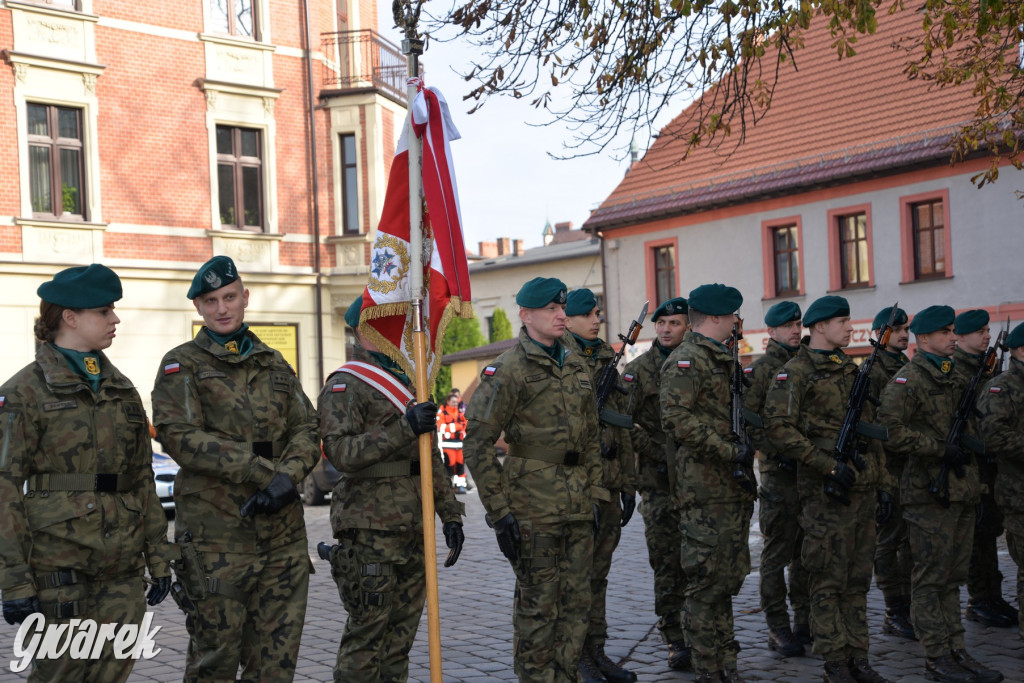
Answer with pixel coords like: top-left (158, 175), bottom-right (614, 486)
top-left (301, 0), bottom-right (325, 386)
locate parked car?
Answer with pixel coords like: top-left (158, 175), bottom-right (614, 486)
top-left (301, 448), bottom-right (340, 505)
top-left (152, 450), bottom-right (179, 514)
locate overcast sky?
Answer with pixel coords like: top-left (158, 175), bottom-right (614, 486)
top-left (374, 13), bottom-right (652, 251)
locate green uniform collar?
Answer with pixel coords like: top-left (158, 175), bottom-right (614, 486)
top-left (205, 323), bottom-right (254, 358)
top-left (810, 347), bottom-right (847, 365)
top-left (368, 351), bottom-right (413, 388)
top-left (526, 332), bottom-right (566, 367)
top-left (52, 344), bottom-right (103, 392)
top-left (570, 333), bottom-right (604, 356)
top-left (922, 351), bottom-right (955, 374)
top-left (886, 349), bottom-right (909, 363)
top-left (654, 340), bottom-right (674, 359)
top-left (690, 330), bottom-right (729, 353)
top-left (772, 339), bottom-right (799, 354)
top-left (1012, 357), bottom-right (1024, 371)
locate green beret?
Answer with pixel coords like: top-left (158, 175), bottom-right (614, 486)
top-left (954, 309), bottom-right (990, 335)
top-left (1007, 322), bottom-right (1024, 349)
top-left (652, 297), bottom-right (688, 321)
top-left (872, 306), bottom-right (908, 331)
top-left (687, 284), bottom-right (742, 316)
top-left (516, 277), bottom-right (567, 309)
top-left (37, 264), bottom-right (122, 309)
top-left (803, 295), bottom-right (850, 327)
top-left (187, 255), bottom-right (239, 300)
top-left (765, 301), bottom-right (802, 328)
top-left (344, 295), bottom-right (363, 328)
top-left (565, 289), bottom-right (597, 317)
top-left (909, 305), bottom-right (956, 335)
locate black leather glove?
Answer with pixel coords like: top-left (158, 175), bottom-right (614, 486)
top-left (147, 576), bottom-right (172, 606)
top-left (827, 461), bottom-right (857, 490)
top-left (850, 444), bottom-right (869, 472)
top-left (3, 596), bottom-right (41, 625)
top-left (944, 442), bottom-right (968, 469)
top-left (775, 453), bottom-right (798, 474)
top-left (593, 503), bottom-right (601, 537)
top-left (491, 513), bottom-right (521, 565)
top-left (619, 492), bottom-right (636, 527)
top-left (442, 521), bottom-right (464, 567)
top-left (876, 491), bottom-right (894, 525)
top-left (405, 401), bottom-right (439, 435)
top-left (731, 440), bottom-right (755, 468)
top-left (240, 472), bottom-right (299, 517)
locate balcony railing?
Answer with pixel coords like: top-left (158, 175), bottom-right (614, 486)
top-left (321, 30), bottom-right (408, 104)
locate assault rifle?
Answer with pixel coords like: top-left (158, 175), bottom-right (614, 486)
top-left (996, 316), bottom-right (1010, 376)
top-left (730, 320), bottom-right (758, 498)
top-left (594, 301), bottom-right (648, 430)
top-left (822, 304), bottom-right (897, 506)
top-left (928, 328), bottom-right (1005, 507)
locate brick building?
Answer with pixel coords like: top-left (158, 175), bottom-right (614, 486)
top-left (1, 0), bottom-right (407, 401)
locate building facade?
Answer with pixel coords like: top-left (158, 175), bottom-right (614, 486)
top-left (1, 0), bottom-right (406, 402)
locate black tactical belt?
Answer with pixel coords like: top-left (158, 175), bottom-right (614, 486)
top-left (26, 472), bottom-right (131, 493)
top-left (347, 460), bottom-right (421, 479)
top-left (36, 569), bottom-right (80, 589)
top-left (508, 444), bottom-right (583, 466)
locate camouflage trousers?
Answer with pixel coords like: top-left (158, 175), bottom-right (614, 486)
top-left (331, 528), bottom-right (427, 682)
top-left (904, 501), bottom-right (973, 658)
top-left (799, 487), bottom-right (874, 662)
top-left (183, 539), bottom-right (310, 682)
top-left (638, 486), bottom-right (687, 644)
top-left (1002, 509), bottom-right (1024, 640)
top-left (586, 494), bottom-right (624, 647)
top-left (758, 469), bottom-right (808, 630)
top-left (29, 571), bottom-right (146, 683)
top-left (512, 518), bottom-right (593, 683)
top-left (874, 461), bottom-right (912, 603)
top-left (968, 464), bottom-right (1004, 600)
top-left (679, 500), bottom-right (753, 673)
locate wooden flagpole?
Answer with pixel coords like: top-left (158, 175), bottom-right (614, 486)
top-left (402, 17), bottom-right (444, 682)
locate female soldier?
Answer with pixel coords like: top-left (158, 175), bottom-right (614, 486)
top-left (0, 264), bottom-right (173, 682)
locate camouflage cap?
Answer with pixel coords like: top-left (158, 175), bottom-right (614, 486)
top-left (516, 277), bottom-right (567, 308)
top-left (344, 295), bottom-right (363, 328)
top-left (764, 301), bottom-right (802, 327)
top-left (909, 305), bottom-right (956, 335)
top-left (38, 264), bottom-right (123, 309)
top-left (565, 288), bottom-right (597, 317)
top-left (954, 309), bottom-right (990, 335)
top-left (187, 255), bottom-right (239, 300)
top-left (687, 284), bottom-right (742, 315)
top-left (803, 295), bottom-right (850, 327)
top-left (1007, 321), bottom-right (1024, 349)
top-left (651, 297), bottom-right (688, 321)
top-left (872, 306), bottom-right (908, 331)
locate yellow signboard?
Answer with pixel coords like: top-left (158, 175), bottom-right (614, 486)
top-left (192, 323), bottom-right (300, 374)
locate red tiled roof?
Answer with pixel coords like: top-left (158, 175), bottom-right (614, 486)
top-left (585, 7), bottom-right (980, 230)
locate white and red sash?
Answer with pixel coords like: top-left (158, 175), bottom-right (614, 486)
top-left (335, 361), bottom-right (414, 414)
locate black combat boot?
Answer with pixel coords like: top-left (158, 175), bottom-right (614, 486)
top-left (882, 598), bottom-right (917, 640)
top-left (578, 649), bottom-right (607, 683)
top-left (923, 655), bottom-right (977, 682)
top-left (692, 671), bottom-right (717, 683)
top-left (767, 625), bottom-right (805, 657)
top-left (587, 643), bottom-right (637, 683)
top-left (848, 657), bottom-right (891, 683)
top-left (793, 621), bottom-right (813, 645)
top-left (989, 595), bottom-right (1019, 626)
top-left (823, 659), bottom-right (857, 683)
top-left (720, 669), bottom-right (745, 682)
top-left (951, 649), bottom-right (1003, 683)
top-left (965, 598), bottom-right (1013, 628)
top-left (668, 640), bottom-right (692, 671)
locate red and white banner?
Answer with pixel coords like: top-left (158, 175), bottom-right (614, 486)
top-left (358, 81), bottom-right (472, 391)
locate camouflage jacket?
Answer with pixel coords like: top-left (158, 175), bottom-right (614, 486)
top-left (624, 342), bottom-right (674, 492)
top-left (0, 345), bottom-right (172, 599)
top-left (746, 339), bottom-right (797, 474)
top-left (318, 349), bottom-right (463, 533)
top-left (660, 331), bottom-right (756, 507)
top-left (151, 328), bottom-right (319, 554)
top-left (464, 327), bottom-right (609, 525)
top-left (877, 352), bottom-right (980, 505)
top-left (977, 358), bottom-right (1024, 509)
top-left (764, 345), bottom-right (890, 500)
top-left (869, 350), bottom-right (911, 471)
top-left (563, 333), bottom-right (637, 494)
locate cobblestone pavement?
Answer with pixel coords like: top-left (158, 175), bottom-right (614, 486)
top-left (0, 479), bottom-right (1020, 682)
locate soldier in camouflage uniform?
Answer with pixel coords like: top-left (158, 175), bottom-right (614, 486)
top-left (464, 277), bottom-right (610, 683)
top-left (746, 301), bottom-right (807, 657)
top-left (151, 256), bottom-right (320, 683)
top-left (867, 306), bottom-right (916, 640)
top-left (319, 296), bottom-right (465, 682)
top-left (0, 265), bottom-right (172, 682)
top-left (623, 296), bottom-right (692, 671)
top-left (764, 295), bottom-right (891, 683)
top-left (954, 309), bottom-right (1017, 628)
top-left (660, 284), bottom-right (755, 683)
top-left (563, 288), bottom-right (638, 683)
top-left (976, 322), bottom-right (1024, 642)
top-left (878, 305), bottom-right (1002, 683)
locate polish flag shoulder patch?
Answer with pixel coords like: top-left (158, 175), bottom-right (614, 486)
top-left (0, 396), bottom-right (5, 408)
top-left (332, 383), bottom-right (347, 393)
top-left (483, 366), bottom-right (497, 377)
top-left (894, 377), bottom-right (908, 384)
top-left (623, 374), bottom-right (635, 383)
top-left (776, 372), bottom-right (788, 381)
top-left (744, 367), bottom-right (754, 374)
top-left (989, 386), bottom-right (1002, 393)
top-left (677, 360), bottom-right (691, 368)
top-left (163, 362), bottom-right (181, 375)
